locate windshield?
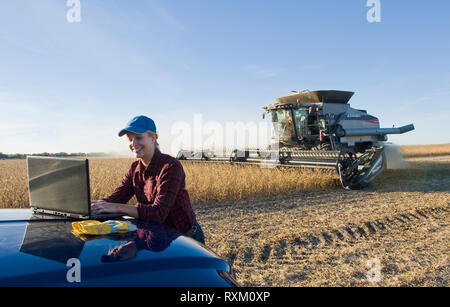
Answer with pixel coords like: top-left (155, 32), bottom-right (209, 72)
top-left (292, 109), bottom-right (309, 137)
top-left (272, 109), bottom-right (295, 140)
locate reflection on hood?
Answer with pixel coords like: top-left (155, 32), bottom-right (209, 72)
top-left (20, 220), bottom-right (84, 264)
top-left (133, 220), bottom-right (180, 252)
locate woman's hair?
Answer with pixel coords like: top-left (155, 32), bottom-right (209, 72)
top-left (147, 131), bottom-right (160, 150)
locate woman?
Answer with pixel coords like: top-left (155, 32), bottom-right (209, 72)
top-left (91, 115), bottom-right (205, 244)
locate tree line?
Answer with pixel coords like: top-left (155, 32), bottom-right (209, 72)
top-left (0, 152), bottom-right (109, 159)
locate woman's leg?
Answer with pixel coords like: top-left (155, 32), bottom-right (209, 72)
top-left (191, 221), bottom-right (205, 244)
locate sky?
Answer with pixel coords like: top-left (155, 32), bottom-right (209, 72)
top-left (0, 0), bottom-right (449, 156)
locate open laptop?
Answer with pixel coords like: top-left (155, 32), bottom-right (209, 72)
top-left (26, 156), bottom-right (123, 219)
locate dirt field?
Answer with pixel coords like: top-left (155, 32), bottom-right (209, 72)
top-left (195, 155), bottom-right (450, 286)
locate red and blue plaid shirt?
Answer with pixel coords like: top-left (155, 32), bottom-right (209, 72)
top-left (102, 148), bottom-right (196, 233)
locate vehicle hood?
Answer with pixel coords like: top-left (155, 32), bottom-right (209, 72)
top-left (0, 209), bottom-right (232, 286)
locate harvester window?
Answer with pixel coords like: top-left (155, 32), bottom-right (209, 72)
top-left (274, 109), bottom-right (295, 140)
top-left (293, 109), bottom-right (309, 137)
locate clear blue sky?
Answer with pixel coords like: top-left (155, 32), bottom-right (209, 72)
top-left (1, 0), bottom-right (449, 155)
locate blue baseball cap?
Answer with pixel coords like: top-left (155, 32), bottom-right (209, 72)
top-left (118, 115), bottom-right (157, 137)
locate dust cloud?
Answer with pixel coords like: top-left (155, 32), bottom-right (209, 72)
top-left (384, 144), bottom-right (408, 169)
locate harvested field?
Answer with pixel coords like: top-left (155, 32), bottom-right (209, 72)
top-left (196, 155), bottom-right (450, 286)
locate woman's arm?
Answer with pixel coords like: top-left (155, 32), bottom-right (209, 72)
top-left (93, 162), bottom-right (185, 223)
top-left (135, 163), bottom-right (184, 223)
top-left (91, 163), bottom-right (138, 215)
top-left (101, 164), bottom-right (136, 204)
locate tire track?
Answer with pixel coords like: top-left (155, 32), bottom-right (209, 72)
top-left (230, 205), bottom-right (449, 266)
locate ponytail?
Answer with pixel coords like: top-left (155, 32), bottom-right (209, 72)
top-left (147, 131), bottom-right (160, 150)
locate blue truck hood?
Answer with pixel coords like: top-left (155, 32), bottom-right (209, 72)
top-left (0, 209), bottom-right (235, 286)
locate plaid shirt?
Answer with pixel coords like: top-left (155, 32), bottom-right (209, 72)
top-left (103, 148), bottom-right (196, 233)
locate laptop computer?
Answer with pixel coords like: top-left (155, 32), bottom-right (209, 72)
top-left (26, 156), bottom-right (123, 220)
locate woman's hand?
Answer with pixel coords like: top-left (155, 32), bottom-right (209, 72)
top-left (101, 241), bottom-right (138, 262)
top-left (91, 201), bottom-right (120, 215)
top-left (91, 201), bottom-right (139, 218)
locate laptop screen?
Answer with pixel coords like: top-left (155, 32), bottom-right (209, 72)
top-left (26, 156), bottom-right (91, 216)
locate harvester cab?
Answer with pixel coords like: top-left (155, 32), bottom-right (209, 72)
top-left (263, 90), bottom-right (393, 152)
top-left (178, 90), bottom-right (415, 190)
top-left (268, 104), bottom-right (321, 148)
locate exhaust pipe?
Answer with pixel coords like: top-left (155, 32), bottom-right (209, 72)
top-left (344, 124), bottom-right (415, 137)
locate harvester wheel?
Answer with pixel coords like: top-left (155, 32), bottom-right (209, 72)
top-left (336, 152), bottom-right (358, 189)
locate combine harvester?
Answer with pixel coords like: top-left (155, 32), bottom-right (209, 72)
top-left (177, 90), bottom-right (415, 190)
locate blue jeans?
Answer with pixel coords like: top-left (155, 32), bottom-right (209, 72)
top-left (188, 221), bottom-right (205, 245)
